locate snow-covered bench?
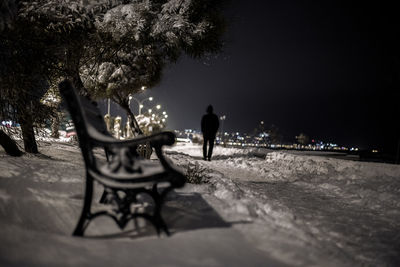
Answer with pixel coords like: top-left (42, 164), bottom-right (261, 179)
top-left (59, 80), bottom-right (185, 237)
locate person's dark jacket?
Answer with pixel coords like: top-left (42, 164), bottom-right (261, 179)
top-left (201, 113), bottom-right (219, 139)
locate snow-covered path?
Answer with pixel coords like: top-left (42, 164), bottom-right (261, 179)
top-left (235, 180), bottom-right (400, 265)
top-left (0, 142), bottom-right (287, 267)
top-left (1, 141), bottom-right (400, 266)
top-left (166, 143), bottom-right (400, 266)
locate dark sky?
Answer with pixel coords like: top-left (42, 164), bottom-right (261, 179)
top-left (119, 1), bottom-right (400, 151)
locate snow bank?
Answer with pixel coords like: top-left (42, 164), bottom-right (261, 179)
top-left (167, 144), bottom-right (400, 213)
top-left (214, 150), bottom-right (400, 211)
top-left (264, 151), bottom-right (400, 179)
top-left (166, 143), bottom-right (257, 158)
top-left (216, 151), bottom-right (400, 182)
top-left (165, 148), bottom-right (298, 226)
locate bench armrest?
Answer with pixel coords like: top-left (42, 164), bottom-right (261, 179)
top-left (87, 125), bottom-right (176, 148)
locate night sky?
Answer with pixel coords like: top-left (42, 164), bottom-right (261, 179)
top-left (111, 1), bottom-right (400, 151)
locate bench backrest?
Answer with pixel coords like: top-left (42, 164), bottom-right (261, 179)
top-left (59, 80), bottom-right (111, 168)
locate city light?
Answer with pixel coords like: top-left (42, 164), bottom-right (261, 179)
top-left (174, 128), bottom-right (358, 152)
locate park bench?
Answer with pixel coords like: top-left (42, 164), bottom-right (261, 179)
top-left (58, 80), bottom-right (186, 237)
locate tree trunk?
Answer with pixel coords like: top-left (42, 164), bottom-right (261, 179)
top-left (0, 130), bottom-right (22, 156)
top-left (51, 112), bottom-right (60, 138)
top-left (65, 46), bottom-right (90, 97)
top-left (120, 103), bottom-right (143, 136)
top-left (70, 70), bottom-right (89, 96)
top-left (17, 102), bottom-right (38, 154)
top-left (120, 103), bottom-right (152, 159)
top-left (20, 115), bottom-right (38, 153)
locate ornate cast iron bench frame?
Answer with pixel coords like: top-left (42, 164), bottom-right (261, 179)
top-left (59, 80), bottom-right (185, 237)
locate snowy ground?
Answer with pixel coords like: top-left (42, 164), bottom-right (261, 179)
top-left (166, 144), bottom-right (400, 266)
top-left (1, 141), bottom-right (400, 266)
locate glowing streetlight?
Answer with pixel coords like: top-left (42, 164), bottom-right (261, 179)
top-left (220, 115), bottom-right (226, 142)
top-left (129, 95), bottom-right (154, 115)
top-left (148, 104), bottom-right (161, 111)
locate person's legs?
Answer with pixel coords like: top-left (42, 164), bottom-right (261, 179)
top-left (207, 138), bottom-right (215, 160)
top-left (203, 136), bottom-right (208, 160)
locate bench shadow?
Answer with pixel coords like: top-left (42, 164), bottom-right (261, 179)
top-left (86, 192), bottom-right (246, 240)
top-left (163, 192), bottom-right (232, 233)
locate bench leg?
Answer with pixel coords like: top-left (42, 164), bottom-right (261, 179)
top-left (151, 185), bottom-right (174, 236)
top-left (73, 173), bottom-right (94, 236)
top-left (154, 204), bottom-right (170, 236)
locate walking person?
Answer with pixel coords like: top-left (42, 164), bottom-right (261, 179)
top-left (201, 105), bottom-right (219, 161)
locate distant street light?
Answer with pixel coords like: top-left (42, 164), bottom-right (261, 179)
top-left (259, 120), bottom-right (265, 132)
top-left (146, 104), bottom-right (162, 115)
top-left (129, 95), bottom-right (153, 115)
top-left (148, 104), bottom-right (161, 111)
top-left (220, 115), bottom-right (226, 143)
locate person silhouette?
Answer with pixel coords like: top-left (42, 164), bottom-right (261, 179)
top-left (201, 105), bottom-right (219, 161)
